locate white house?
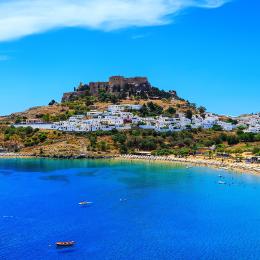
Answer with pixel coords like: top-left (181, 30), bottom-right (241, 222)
top-left (245, 125), bottom-right (260, 133)
top-left (217, 121), bottom-right (235, 131)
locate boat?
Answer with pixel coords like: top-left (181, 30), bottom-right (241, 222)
top-left (218, 181), bottom-right (226, 185)
top-left (78, 201), bottom-right (93, 206)
top-left (56, 241), bottom-right (75, 247)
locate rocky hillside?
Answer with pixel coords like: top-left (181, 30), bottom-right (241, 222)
top-left (62, 76), bottom-right (178, 102)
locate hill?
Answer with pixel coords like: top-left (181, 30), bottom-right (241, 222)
top-left (0, 76), bottom-right (259, 160)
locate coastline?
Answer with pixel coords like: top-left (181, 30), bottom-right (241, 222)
top-left (1, 153), bottom-right (259, 175)
top-left (0, 153), bottom-right (34, 159)
top-left (0, 153), bottom-right (114, 160)
top-left (115, 154), bottom-right (260, 175)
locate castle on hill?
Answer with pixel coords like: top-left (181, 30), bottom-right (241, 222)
top-left (62, 76), bottom-right (177, 102)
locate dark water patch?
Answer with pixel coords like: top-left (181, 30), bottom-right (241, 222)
top-left (76, 170), bottom-right (98, 177)
top-left (0, 170), bottom-right (14, 176)
top-left (0, 158), bottom-right (109, 173)
top-left (39, 175), bottom-right (69, 183)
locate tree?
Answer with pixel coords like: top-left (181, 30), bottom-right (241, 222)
top-left (212, 124), bottom-right (223, 131)
top-left (48, 99), bottom-right (56, 106)
top-left (238, 132), bottom-right (255, 142)
top-left (198, 106), bottom-right (206, 115)
top-left (185, 110), bottom-right (193, 120)
top-left (98, 90), bottom-right (108, 102)
top-left (253, 147), bottom-right (260, 155)
top-left (85, 98), bottom-right (94, 106)
top-left (227, 135), bottom-right (239, 145)
top-left (110, 95), bottom-right (119, 104)
top-left (255, 134), bottom-right (260, 142)
top-left (120, 144), bottom-right (128, 154)
top-left (139, 138), bottom-right (157, 150)
top-left (237, 125), bottom-right (247, 131)
top-left (147, 102), bottom-right (163, 116)
top-left (15, 117), bottom-right (22, 124)
top-left (153, 149), bottom-right (173, 156)
top-left (140, 104), bottom-right (149, 117)
top-left (190, 103), bottom-right (197, 109)
top-left (226, 118), bottom-right (238, 125)
top-left (140, 91), bottom-right (148, 100)
top-left (88, 135), bottom-right (97, 147)
top-left (166, 107), bottom-right (176, 115)
top-left (38, 132), bottom-right (47, 142)
top-left (112, 133), bottom-right (127, 145)
top-left (42, 114), bottom-right (50, 123)
top-left (99, 141), bottom-right (108, 151)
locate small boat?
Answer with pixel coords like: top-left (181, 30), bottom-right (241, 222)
top-left (56, 241), bottom-right (75, 247)
top-left (218, 181), bottom-right (226, 185)
top-left (78, 201), bottom-right (93, 206)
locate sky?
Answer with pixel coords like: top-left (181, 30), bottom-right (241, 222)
top-left (0, 0), bottom-right (259, 116)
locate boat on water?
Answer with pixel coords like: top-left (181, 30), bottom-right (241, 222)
top-left (56, 241), bottom-right (75, 247)
top-left (78, 201), bottom-right (93, 206)
top-left (218, 181), bottom-right (226, 185)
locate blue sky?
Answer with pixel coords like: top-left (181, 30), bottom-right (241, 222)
top-left (0, 0), bottom-right (259, 116)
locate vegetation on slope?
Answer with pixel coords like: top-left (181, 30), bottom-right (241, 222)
top-left (1, 125), bottom-right (259, 158)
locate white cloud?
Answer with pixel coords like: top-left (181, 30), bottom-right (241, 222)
top-left (0, 0), bottom-right (229, 42)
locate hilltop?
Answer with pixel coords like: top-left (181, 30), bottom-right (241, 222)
top-left (0, 76), bottom-right (198, 124)
top-left (62, 76), bottom-right (178, 102)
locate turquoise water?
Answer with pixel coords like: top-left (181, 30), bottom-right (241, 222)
top-left (0, 159), bottom-right (260, 260)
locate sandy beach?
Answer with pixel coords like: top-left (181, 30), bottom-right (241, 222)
top-left (116, 154), bottom-right (260, 175)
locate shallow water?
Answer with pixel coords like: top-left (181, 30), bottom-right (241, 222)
top-left (0, 158), bottom-right (260, 260)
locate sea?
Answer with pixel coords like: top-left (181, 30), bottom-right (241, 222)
top-left (0, 158), bottom-right (260, 260)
